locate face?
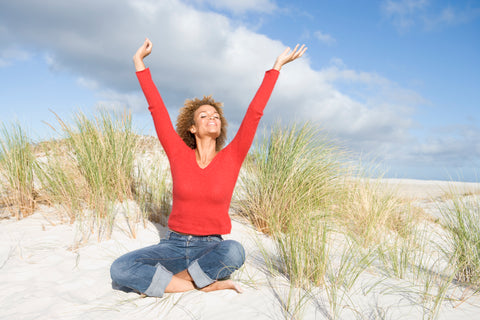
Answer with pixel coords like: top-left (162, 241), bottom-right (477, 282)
top-left (190, 105), bottom-right (221, 138)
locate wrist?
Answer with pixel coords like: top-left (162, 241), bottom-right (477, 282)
top-left (133, 56), bottom-right (146, 72)
top-left (273, 62), bottom-right (282, 71)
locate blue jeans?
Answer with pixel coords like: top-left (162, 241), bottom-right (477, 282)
top-left (110, 230), bottom-right (245, 297)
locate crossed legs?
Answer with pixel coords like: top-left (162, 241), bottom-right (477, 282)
top-left (110, 233), bottom-right (245, 297)
top-left (166, 269), bottom-right (243, 293)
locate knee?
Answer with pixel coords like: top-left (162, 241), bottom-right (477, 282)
top-left (222, 240), bottom-right (246, 269)
top-left (110, 257), bottom-right (128, 284)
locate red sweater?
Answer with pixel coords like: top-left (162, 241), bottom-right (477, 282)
top-left (137, 68), bottom-right (279, 235)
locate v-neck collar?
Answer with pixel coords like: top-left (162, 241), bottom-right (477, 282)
top-left (192, 148), bottom-right (222, 170)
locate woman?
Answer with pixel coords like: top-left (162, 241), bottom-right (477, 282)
top-left (110, 38), bottom-right (306, 297)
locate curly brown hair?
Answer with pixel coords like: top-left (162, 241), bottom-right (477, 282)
top-left (176, 95), bottom-right (228, 151)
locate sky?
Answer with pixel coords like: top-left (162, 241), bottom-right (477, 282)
top-left (0, 0), bottom-right (479, 181)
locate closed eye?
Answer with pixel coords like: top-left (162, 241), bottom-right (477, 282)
top-left (200, 114), bottom-right (220, 119)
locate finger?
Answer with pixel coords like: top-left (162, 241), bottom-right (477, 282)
top-left (290, 44), bottom-right (305, 60)
top-left (296, 45), bottom-right (307, 58)
top-left (281, 46), bottom-right (291, 57)
top-left (145, 39), bottom-right (153, 52)
top-left (285, 44), bottom-right (297, 59)
top-left (299, 46), bottom-right (307, 56)
top-left (291, 44), bottom-right (306, 59)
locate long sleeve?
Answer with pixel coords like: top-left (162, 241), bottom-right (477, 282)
top-left (136, 68), bottom-right (185, 156)
top-left (229, 69), bottom-right (280, 160)
top-left (136, 68), bottom-right (280, 235)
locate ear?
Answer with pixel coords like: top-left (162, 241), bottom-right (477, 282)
top-left (190, 125), bottom-right (196, 134)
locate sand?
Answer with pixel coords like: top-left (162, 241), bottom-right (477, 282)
top-left (1, 179), bottom-right (480, 319)
top-left (375, 178), bottom-right (480, 200)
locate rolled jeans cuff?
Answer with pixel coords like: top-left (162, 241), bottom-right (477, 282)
top-left (188, 260), bottom-right (214, 288)
top-left (144, 263), bottom-right (173, 297)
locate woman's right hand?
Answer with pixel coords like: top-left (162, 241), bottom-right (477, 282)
top-left (133, 38), bottom-right (153, 71)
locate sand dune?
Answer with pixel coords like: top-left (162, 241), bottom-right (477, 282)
top-left (1, 180), bottom-right (480, 319)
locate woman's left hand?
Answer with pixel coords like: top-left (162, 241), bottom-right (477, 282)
top-left (273, 44), bottom-right (307, 71)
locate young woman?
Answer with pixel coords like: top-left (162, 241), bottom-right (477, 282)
top-left (110, 38), bottom-right (306, 297)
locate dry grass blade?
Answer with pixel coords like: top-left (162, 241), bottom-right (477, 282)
top-left (234, 121), bottom-right (344, 234)
top-left (0, 122), bottom-right (37, 218)
top-left (440, 193), bottom-right (480, 286)
top-left (333, 178), bottom-right (415, 246)
top-left (36, 110), bottom-right (138, 241)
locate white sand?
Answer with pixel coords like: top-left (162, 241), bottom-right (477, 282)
top-left (374, 178), bottom-right (480, 200)
top-left (1, 180), bottom-right (480, 319)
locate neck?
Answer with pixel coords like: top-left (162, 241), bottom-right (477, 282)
top-left (195, 137), bottom-right (217, 168)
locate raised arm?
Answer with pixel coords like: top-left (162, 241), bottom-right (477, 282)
top-left (230, 44), bottom-right (307, 160)
top-left (133, 38), bottom-right (153, 72)
top-left (272, 44), bottom-right (307, 71)
top-left (134, 38), bottom-right (184, 156)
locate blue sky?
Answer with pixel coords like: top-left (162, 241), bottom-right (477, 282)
top-left (0, 0), bottom-right (479, 181)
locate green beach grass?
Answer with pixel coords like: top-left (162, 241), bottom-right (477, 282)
top-left (440, 192), bottom-right (480, 286)
top-left (0, 122), bottom-right (37, 218)
top-left (1, 113), bottom-right (479, 318)
top-left (35, 111), bottom-right (139, 241)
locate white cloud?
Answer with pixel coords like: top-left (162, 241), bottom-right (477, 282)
top-left (423, 6), bottom-right (480, 30)
top-left (314, 30), bottom-right (336, 46)
top-left (408, 125), bottom-right (480, 167)
top-left (255, 60), bottom-right (423, 160)
top-left (187, 0), bottom-right (277, 14)
top-left (2, 0), bottom-right (475, 177)
top-left (0, 47), bottom-right (31, 67)
top-left (382, 0), bottom-right (428, 16)
top-left (77, 77), bottom-right (99, 91)
top-left (95, 90), bottom-right (146, 113)
top-left (381, 0), bottom-right (429, 30)
top-left (381, 0), bottom-right (480, 31)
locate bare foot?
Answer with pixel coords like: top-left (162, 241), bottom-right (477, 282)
top-left (201, 280), bottom-right (243, 293)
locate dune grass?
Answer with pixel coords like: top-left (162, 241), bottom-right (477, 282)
top-left (1, 113), bottom-right (480, 317)
top-left (133, 149), bottom-right (172, 226)
top-left (2, 112), bottom-right (172, 241)
top-left (0, 122), bottom-right (37, 218)
top-left (440, 193), bottom-right (480, 287)
top-left (234, 121), bottom-right (344, 234)
top-left (234, 122), bottom-right (414, 285)
top-left (275, 215), bottom-right (330, 288)
top-left (233, 121), bottom-right (473, 319)
top-left (35, 139), bottom-right (87, 223)
top-left (36, 111), bottom-right (138, 240)
top-left (324, 239), bottom-right (376, 319)
top-left (333, 177), bottom-right (416, 247)
top-left (57, 111), bottom-right (137, 203)
top-left (234, 122), bottom-right (343, 291)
